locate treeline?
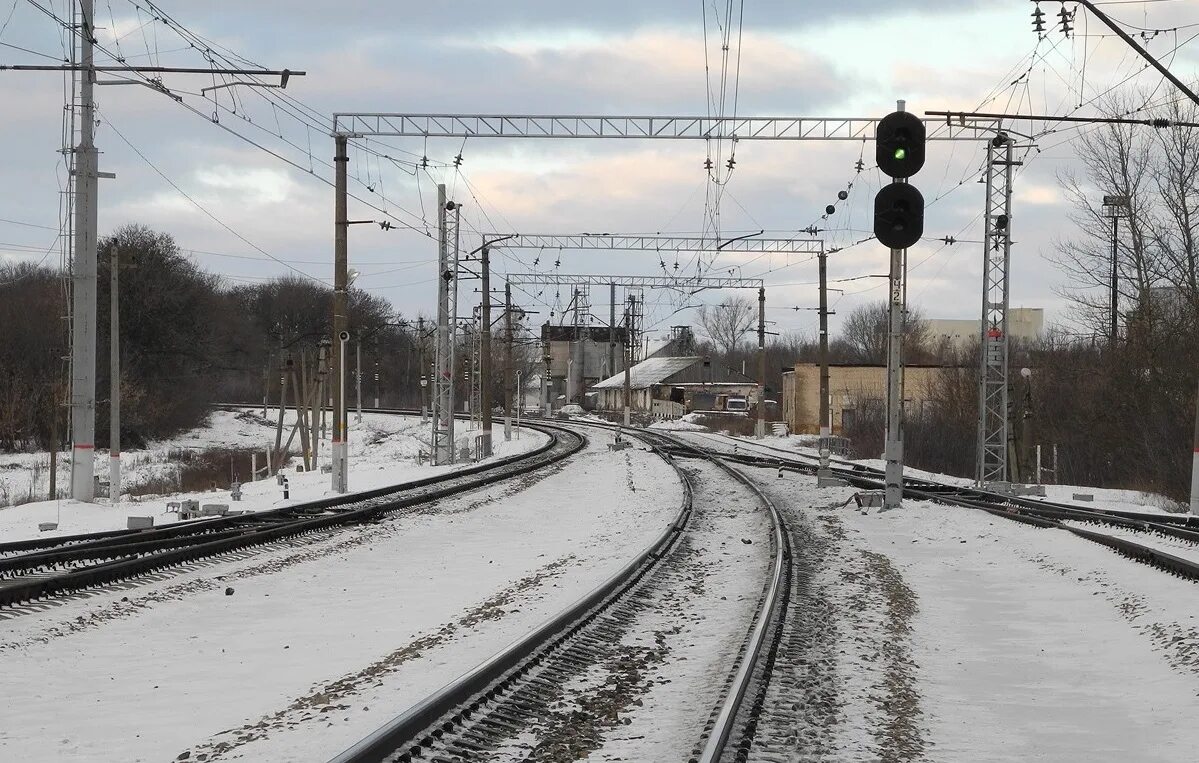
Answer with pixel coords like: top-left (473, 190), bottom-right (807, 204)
top-left (839, 313), bottom-right (1199, 503)
top-left (694, 293), bottom-right (1199, 502)
top-left (0, 224), bottom-right (436, 452)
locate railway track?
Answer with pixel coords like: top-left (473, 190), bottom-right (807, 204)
top-left (0, 416), bottom-right (584, 609)
top-left (328, 422), bottom-right (795, 763)
top-left (690, 430), bottom-right (1199, 582)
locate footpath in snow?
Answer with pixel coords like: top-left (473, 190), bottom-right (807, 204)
top-left (0, 408), bottom-right (543, 543)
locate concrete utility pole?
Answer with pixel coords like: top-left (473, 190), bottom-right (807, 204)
top-left (756, 287), bottom-right (767, 439)
top-left (609, 282), bottom-right (617, 378)
top-left (480, 247), bottom-right (494, 456)
top-left (515, 370), bottom-right (523, 435)
top-left (817, 245), bottom-right (832, 477)
top-left (331, 134), bottom-right (349, 493)
top-left (1191, 379), bottom-right (1199, 516)
top-left (504, 283), bottom-right (514, 441)
top-left (69, 0), bottom-right (100, 502)
top-left (14, 3), bottom-right (300, 503)
top-left (108, 247), bottom-right (120, 504)
top-left (417, 316), bottom-right (427, 420)
top-left (623, 298), bottom-right (633, 426)
top-left (432, 187), bottom-right (458, 464)
top-left (883, 235), bottom-right (907, 511)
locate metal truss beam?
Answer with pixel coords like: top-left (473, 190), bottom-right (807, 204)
top-left (487, 233), bottom-right (821, 254)
top-left (332, 113), bottom-right (999, 141)
top-left (506, 273), bottom-right (761, 290)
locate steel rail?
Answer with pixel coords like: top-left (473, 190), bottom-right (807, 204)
top-left (555, 418), bottom-right (793, 761)
top-left (695, 433), bottom-right (1199, 582)
top-left (694, 456), bottom-right (789, 763)
top-left (0, 416), bottom-right (583, 608)
top-left (328, 422), bottom-right (695, 763)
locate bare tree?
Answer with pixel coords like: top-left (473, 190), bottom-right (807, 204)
top-left (839, 302), bottom-right (930, 364)
top-left (697, 297), bottom-right (756, 355)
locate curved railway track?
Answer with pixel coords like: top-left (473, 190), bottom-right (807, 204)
top-left (0, 416), bottom-right (584, 609)
top-left (328, 421), bottom-right (795, 763)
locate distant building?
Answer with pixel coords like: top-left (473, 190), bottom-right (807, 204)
top-left (927, 307), bottom-right (1044, 351)
top-left (782, 362), bottom-right (955, 435)
top-left (644, 326), bottom-right (698, 360)
top-left (591, 356), bottom-right (757, 418)
top-left (541, 323), bottom-right (628, 409)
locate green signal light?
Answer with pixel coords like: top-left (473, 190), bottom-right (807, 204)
top-left (894, 147), bottom-right (907, 161)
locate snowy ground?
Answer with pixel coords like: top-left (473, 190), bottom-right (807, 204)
top-left (731, 464), bottom-right (1199, 761)
top-left (0, 427), bottom-right (684, 762)
top-left (0, 409), bottom-right (545, 542)
top-left (525, 457), bottom-right (774, 761)
top-left (683, 429), bottom-right (1185, 516)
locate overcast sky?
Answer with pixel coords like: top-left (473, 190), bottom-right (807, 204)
top-left (1, 0), bottom-right (1196, 341)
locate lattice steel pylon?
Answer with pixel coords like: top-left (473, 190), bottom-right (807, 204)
top-left (976, 136), bottom-right (1017, 485)
top-left (432, 189), bottom-right (461, 464)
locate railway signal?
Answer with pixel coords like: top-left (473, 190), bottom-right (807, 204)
top-left (873, 104), bottom-right (927, 513)
top-left (873, 183), bottom-right (925, 250)
top-left (874, 110), bottom-right (926, 250)
top-left (875, 110), bottom-right (926, 178)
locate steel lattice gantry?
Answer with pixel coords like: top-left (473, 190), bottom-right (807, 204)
top-left (484, 233), bottom-right (821, 255)
top-left (331, 114), bottom-right (1000, 141)
top-left (504, 273), bottom-right (762, 290)
top-left (976, 138), bottom-right (1017, 485)
top-left (330, 112), bottom-right (1008, 460)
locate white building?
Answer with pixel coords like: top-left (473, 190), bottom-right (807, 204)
top-left (927, 308), bottom-right (1044, 351)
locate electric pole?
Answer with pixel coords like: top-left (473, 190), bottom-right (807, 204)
top-left (2, 4), bottom-right (302, 503)
top-left (817, 244), bottom-right (832, 477)
top-left (480, 247), bottom-right (493, 456)
top-left (1191, 379), bottom-right (1199, 516)
top-left (756, 287), bottom-right (766, 439)
top-left (432, 186), bottom-right (458, 464)
top-left (609, 282), bottom-right (617, 378)
top-left (331, 134), bottom-right (348, 493)
top-left (417, 316), bottom-right (426, 419)
top-left (623, 298), bottom-right (633, 426)
top-left (109, 246), bottom-right (121, 504)
top-left (504, 282), bottom-right (514, 441)
top-left (69, 0), bottom-right (100, 502)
